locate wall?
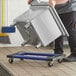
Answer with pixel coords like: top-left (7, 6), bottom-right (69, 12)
top-left (7, 0), bottom-right (29, 25)
top-left (0, 0), bottom-right (30, 47)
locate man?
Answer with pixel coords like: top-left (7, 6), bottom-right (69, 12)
top-left (49, 0), bottom-right (76, 62)
top-left (27, 0), bottom-right (76, 62)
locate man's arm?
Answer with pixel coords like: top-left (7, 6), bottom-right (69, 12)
top-left (27, 0), bottom-right (56, 6)
top-left (27, 0), bottom-right (68, 6)
top-left (27, 0), bottom-right (33, 4)
top-left (49, 0), bottom-right (56, 7)
top-left (49, 0), bottom-right (68, 7)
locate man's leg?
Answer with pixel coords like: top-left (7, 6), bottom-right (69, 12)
top-left (64, 11), bottom-right (76, 62)
top-left (54, 36), bottom-right (63, 54)
top-left (59, 11), bottom-right (76, 62)
top-left (54, 12), bottom-right (69, 54)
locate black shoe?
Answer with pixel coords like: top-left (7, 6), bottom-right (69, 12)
top-left (63, 54), bottom-right (76, 62)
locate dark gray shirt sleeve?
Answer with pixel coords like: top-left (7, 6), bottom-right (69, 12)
top-left (55, 0), bottom-right (76, 14)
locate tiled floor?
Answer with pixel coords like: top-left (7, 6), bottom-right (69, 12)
top-left (0, 46), bottom-right (76, 76)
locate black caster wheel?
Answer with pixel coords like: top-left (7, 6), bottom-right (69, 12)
top-left (8, 58), bottom-right (13, 64)
top-left (58, 59), bottom-right (63, 63)
top-left (20, 58), bottom-right (24, 61)
top-left (48, 61), bottom-right (53, 67)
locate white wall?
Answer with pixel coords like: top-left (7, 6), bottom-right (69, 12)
top-left (7, 0), bottom-right (29, 25)
top-left (0, 0), bottom-right (30, 47)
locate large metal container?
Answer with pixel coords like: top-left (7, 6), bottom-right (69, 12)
top-left (13, 1), bottom-right (69, 47)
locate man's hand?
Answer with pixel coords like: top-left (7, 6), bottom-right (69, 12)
top-left (49, 0), bottom-right (56, 7)
top-left (27, 0), bottom-right (32, 4)
top-left (49, 0), bottom-right (69, 6)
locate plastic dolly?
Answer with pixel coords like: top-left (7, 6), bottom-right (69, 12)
top-left (7, 51), bottom-right (65, 67)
